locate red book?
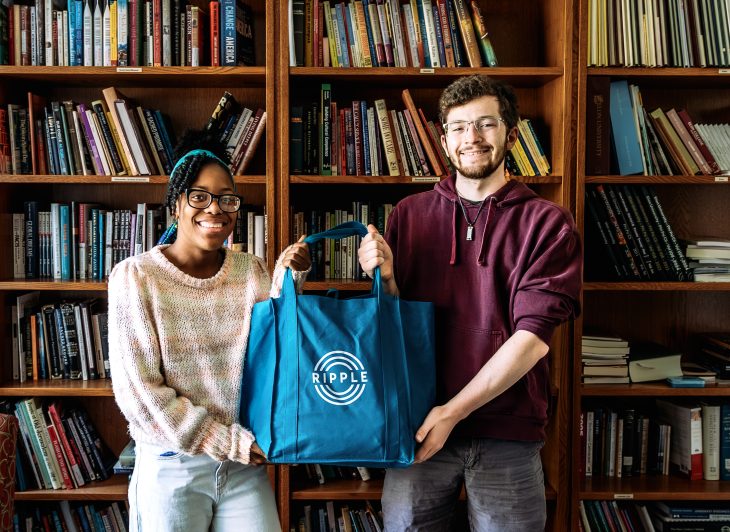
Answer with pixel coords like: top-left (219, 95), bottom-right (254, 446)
top-left (129, 0), bottom-right (140, 66)
top-left (209, 1), bottom-right (220, 66)
top-left (339, 108), bottom-right (347, 175)
top-left (352, 101), bottom-right (363, 176)
top-left (677, 108), bottom-right (721, 175)
top-left (153, 0), bottom-right (163, 66)
top-left (48, 402), bottom-right (85, 488)
top-left (46, 422), bottom-right (74, 490)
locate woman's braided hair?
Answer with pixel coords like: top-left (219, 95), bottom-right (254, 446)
top-left (157, 129), bottom-right (233, 245)
top-left (163, 128), bottom-right (233, 216)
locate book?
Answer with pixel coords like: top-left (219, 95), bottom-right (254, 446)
top-left (628, 342), bottom-right (683, 383)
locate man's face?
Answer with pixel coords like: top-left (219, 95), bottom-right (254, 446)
top-left (440, 95), bottom-right (517, 180)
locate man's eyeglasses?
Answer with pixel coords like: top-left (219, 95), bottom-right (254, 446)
top-left (185, 188), bottom-right (243, 213)
top-left (443, 116), bottom-right (505, 137)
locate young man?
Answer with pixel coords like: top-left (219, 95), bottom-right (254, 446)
top-left (358, 75), bottom-right (582, 531)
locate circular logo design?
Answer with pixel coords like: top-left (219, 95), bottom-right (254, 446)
top-left (311, 351), bottom-right (368, 406)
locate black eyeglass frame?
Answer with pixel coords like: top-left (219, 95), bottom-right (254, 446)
top-left (185, 188), bottom-right (244, 213)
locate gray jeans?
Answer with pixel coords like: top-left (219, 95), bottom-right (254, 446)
top-left (381, 438), bottom-right (546, 532)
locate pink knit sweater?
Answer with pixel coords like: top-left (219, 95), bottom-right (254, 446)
top-left (108, 245), bottom-right (302, 464)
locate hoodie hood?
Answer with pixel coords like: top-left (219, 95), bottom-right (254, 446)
top-left (434, 174), bottom-right (538, 266)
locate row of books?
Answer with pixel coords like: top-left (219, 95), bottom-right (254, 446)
top-left (580, 400), bottom-right (728, 482)
top-left (296, 501), bottom-right (383, 532)
top-left (579, 500), bottom-right (730, 532)
top-left (292, 86), bottom-right (450, 177)
top-left (0, 398), bottom-right (116, 491)
top-left (15, 501), bottom-right (128, 532)
top-left (13, 201), bottom-right (267, 281)
top-left (581, 335), bottom-right (684, 385)
top-left (587, 0), bottom-right (730, 68)
top-left (291, 204), bottom-right (394, 281)
top-left (292, 85), bottom-right (549, 178)
top-left (0, 0), bottom-right (254, 67)
top-left (298, 463), bottom-right (378, 485)
top-left (591, 79), bottom-right (727, 177)
top-left (585, 184), bottom-right (691, 281)
top-left (11, 293), bottom-right (110, 383)
top-left (289, 0), bottom-right (497, 69)
top-left (1, 89), bottom-right (177, 177)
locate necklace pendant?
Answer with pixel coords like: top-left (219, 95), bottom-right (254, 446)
top-left (466, 225), bottom-right (474, 241)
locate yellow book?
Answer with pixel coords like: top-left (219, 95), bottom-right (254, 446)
top-left (110, 0), bottom-right (118, 66)
top-left (322, 2), bottom-right (339, 68)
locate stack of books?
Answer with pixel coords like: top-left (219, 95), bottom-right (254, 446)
top-left (684, 237), bottom-right (730, 282)
top-left (694, 333), bottom-right (730, 383)
top-left (581, 335), bottom-right (630, 384)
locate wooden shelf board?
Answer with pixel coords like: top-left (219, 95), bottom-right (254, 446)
top-left (584, 282), bottom-right (730, 291)
top-left (584, 175), bottom-right (730, 184)
top-left (303, 281), bottom-right (371, 291)
top-left (0, 66), bottom-right (266, 87)
top-left (581, 383), bottom-right (730, 396)
top-left (15, 475), bottom-right (128, 501)
top-left (580, 476), bottom-right (730, 500)
top-left (290, 67), bottom-right (563, 87)
top-left (0, 280), bottom-right (108, 290)
top-left (0, 175), bottom-right (265, 184)
top-left (586, 68), bottom-right (730, 87)
top-left (0, 379), bottom-right (114, 396)
top-left (291, 479), bottom-right (557, 501)
top-left (291, 175), bottom-right (562, 185)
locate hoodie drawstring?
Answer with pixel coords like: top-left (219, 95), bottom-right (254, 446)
top-left (477, 197), bottom-right (496, 266)
top-left (450, 200), bottom-right (459, 265)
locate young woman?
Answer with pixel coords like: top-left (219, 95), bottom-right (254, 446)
top-left (108, 131), bottom-right (310, 531)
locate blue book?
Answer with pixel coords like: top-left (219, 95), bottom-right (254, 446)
top-left (431, 3), bottom-right (447, 67)
top-left (74, 0), bottom-right (84, 65)
top-left (445, 0), bottom-right (465, 66)
top-left (334, 4), bottom-right (350, 67)
top-left (344, 5), bottom-right (357, 66)
top-left (36, 311), bottom-right (48, 379)
top-left (361, 100), bottom-right (371, 176)
top-left (68, 0), bottom-right (77, 66)
top-left (416, 0), bottom-right (431, 67)
top-left (220, 0), bottom-right (237, 65)
top-left (721, 403), bottom-right (730, 480)
top-left (60, 204), bottom-right (71, 280)
top-left (96, 210), bottom-right (105, 280)
top-left (153, 110), bottom-right (175, 167)
top-left (609, 80), bottom-right (644, 175)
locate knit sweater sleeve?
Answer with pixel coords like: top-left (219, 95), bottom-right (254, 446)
top-left (108, 260), bottom-right (255, 464)
top-left (270, 250), bottom-right (309, 297)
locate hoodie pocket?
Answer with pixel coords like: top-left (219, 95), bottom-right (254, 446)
top-left (438, 323), bottom-right (503, 401)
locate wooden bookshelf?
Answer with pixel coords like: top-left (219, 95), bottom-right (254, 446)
top-left (574, 0), bottom-right (730, 529)
top-left (14, 475), bottom-right (129, 502)
top-left (277, 0), bottom-right (575, 530)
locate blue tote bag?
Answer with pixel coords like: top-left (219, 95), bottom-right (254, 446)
top-left (240, 221), bottom-right (435, 467)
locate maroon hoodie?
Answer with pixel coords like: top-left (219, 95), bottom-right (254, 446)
top-left (386, 176), bottom-right (582, 441)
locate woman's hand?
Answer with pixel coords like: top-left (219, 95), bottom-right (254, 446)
top-left (282, 235), bottom-right (311, 272)
top-left (249, 442), bottom-right (268, 465)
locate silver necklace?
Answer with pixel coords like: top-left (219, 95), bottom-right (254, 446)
top-left (456, 195), bottom-right (487, 241)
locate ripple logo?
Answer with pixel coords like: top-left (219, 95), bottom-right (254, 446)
top-left (311, 351), bottom-right (368, 406)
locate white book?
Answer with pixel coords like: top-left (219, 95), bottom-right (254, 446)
top-left (94, 0), bottom-right (103, 65)
top-left (254, 214), bottom-right (265, 259)
top-left (115, 100), bottom-right (150, 174)
top-left (585, 411), bottom-right (594, 477)
top-left (135, 203), bottom-right (146, 255)
top-left (162, 0), bottom-right (171, 65)
top-left (402, 4), bottom-right (420, 67)
top-left (26, 398), bottom-right (63, 489)
top-left (103, 0), bottom-right (111, 66)
top-left (83, 0), bottom-right (93, 65)
top-left (387, 0), bottom-right (406, 67)
top-left (62, 10), bottom-right (69, 66)
top-left (225, 108), bottom-right (254, 158)
top-left (45, 0), bottom-right (54, 65)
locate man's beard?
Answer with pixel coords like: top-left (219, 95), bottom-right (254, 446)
top-left (451, 145), bottom-right (506, 180)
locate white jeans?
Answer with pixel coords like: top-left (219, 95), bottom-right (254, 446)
top-left (129, 442), bottom-right (281, 532)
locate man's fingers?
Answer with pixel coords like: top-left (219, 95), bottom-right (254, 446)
top-left (297, 234), bottom-right (307, 243)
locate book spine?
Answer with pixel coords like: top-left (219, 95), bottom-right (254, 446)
top-left (374, 99), bottom-right (399, 176)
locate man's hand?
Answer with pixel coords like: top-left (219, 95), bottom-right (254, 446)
top-left (282, 235), bottom-right (311, 271)
top-left (357, 224), bottom-right (394, 282)
top-left (413, 405), bottom-right (461, 463)
top-left (249, 442), bottom-right (268, 465)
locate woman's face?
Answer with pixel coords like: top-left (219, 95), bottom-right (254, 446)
top-left (174, 162), bottom-right (238, 253)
